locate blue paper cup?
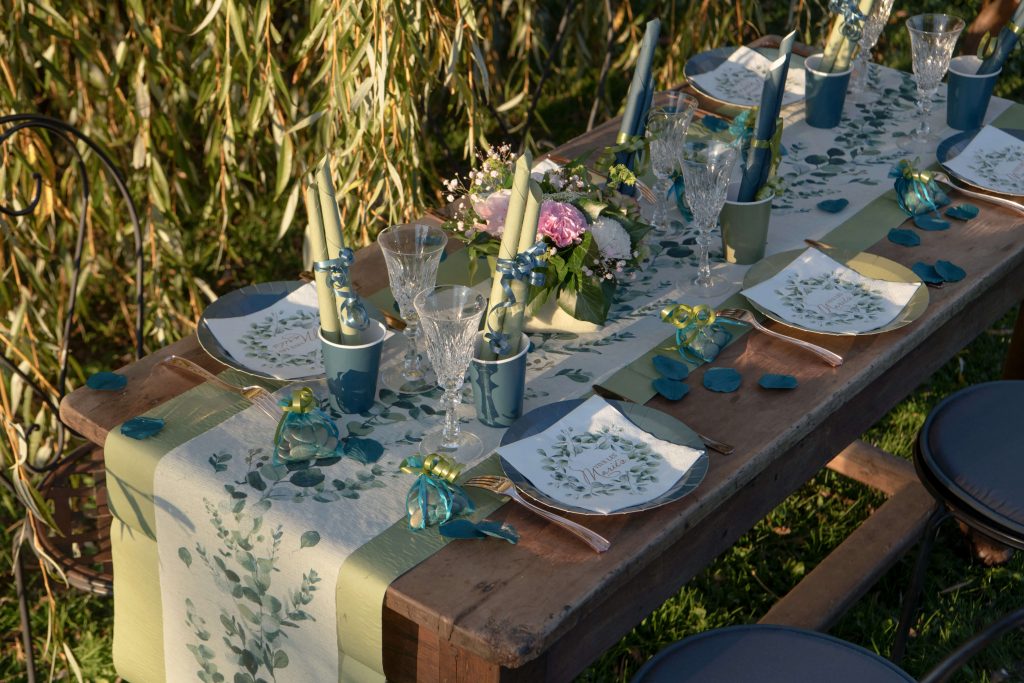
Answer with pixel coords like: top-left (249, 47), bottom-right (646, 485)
top-left (468, 332), bottom-right (529, 428)
top-left (720, 184), bottom-right (773, 265)
top-left (319, 321), bottom-right (386, 414)
top-left (804, 54), bottom-right (852, 129)
top-left (947, 55), bottom-right (1001, 131)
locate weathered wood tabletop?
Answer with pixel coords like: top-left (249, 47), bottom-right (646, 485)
top-left (62, 106), bottom-right (1024, 682)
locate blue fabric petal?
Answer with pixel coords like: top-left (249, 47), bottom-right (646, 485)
top-left (439, 519), bottom-right (519, 544)
top-left (912, 262), bottom-right (944, 284)
top-left (703, 367), bottom-right (742, 393)
top-left (758, 374), bottom-right (798, 390)
top-left (817, 199), bottom-right (849, 213)
top-left (701, 115), bottom-right (730, 132)
top-left (653, 355), bottom-right (689, 380)
top-left (935, 260), bottom-right (966, 282)
top-left (887, 228), bottom-right (921, 247)
top-left (86, 371), bottom-right (127, 391)
top-left (120, 416), bottom-right (165, 439)
top-left (945, 204), bottom-right (979, 221)
top-left (653, 378), bottom-right (689, 401)
top-left (914, 214), bottom-right (950, 231)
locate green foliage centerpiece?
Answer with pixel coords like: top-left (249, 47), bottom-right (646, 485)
top-left (444, 145), bottom-right (652, 331)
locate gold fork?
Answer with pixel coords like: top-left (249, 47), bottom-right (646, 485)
top-left (159, 355), bottom-right (282, 421)
top-left (463, 475), bottom-right (611, 553)
top-left (717, 308), bottom-right (844, 367)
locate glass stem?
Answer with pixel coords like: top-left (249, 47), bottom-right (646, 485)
top-left (402, 316), bottom-right (423, 382)
top-left (696, 220), bottom-right (713, 287)
top-left (850, 48), bottom-right (869, 94)
top-left (914, 86), bottom-right (934, 139)
top-left (653, 177), bottom-right (670, 230)
top-left (440, 385), bottom-right (461, 448)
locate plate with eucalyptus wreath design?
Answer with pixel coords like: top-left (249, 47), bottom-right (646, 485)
top-left (684, 45), bottom-right (806, 110)
top-left (198, 280), bottom-right (326, 381)
top-left (938, 127), bottom-right (1024, 198)
top-left (742, 248), bottom-right (928, 336)
top-left (497, 396), bottom-right (708, 516)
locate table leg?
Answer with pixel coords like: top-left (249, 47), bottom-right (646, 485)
top-left (1002, 304), bottom-right (1024, 379)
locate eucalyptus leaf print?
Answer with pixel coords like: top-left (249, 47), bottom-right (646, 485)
top-left (963, 145), bottom-right (1024, 194)
top-left (773, 271), bottom-right (887, 328)
top-left (539, 425), bottom-right (662, 499)
top-left (237, 309), bottom-right (320, 370)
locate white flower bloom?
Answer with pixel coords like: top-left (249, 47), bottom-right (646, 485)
top-left (589, 216), bottom-right (632, 260)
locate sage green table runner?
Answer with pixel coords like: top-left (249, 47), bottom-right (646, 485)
top-left (104, 66), bottom-right (1022, 682)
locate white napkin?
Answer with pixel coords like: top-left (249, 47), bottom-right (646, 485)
top-left (741, 248), bottom-right (921, 335)
top-left (498, 395), bottom-right (704, 514)
top-left (204, 283), bottom-right (324, 379)
top-left (689, 46), bottom-right (805, 108)
top-left (943, 126), bottom-right (1024, 195)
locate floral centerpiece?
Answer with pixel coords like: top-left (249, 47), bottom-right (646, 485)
top-left (442, 144), bottom-right (652, 326)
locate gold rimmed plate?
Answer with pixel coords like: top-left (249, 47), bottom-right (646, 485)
top-left (497, 398), bottom-right (709, 517)
top-left (742, 249), bottom-right (929, 336)
top-left (683, 46), bottom-right (805, 110)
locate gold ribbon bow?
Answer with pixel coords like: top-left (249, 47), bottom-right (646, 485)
top-left (399, 453), bottom-right (464, 483)
top-left (661, 303), bottom-right (717, 348)
top-left (274, 387), bottom-right (316, 445)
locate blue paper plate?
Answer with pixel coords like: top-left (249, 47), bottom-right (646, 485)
top-left (683, 46), bottom-right (806, 110)
top-left (497, 398), bottom-right (709, 516)
top-left (936, 128), bottom-right (1024, 198)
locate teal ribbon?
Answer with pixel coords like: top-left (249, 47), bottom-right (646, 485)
top-left (485, 241), bottom-right (547, 356)
top-left (889, 160), bottom-right (949, 217)
top-left (313, 249), bottom-right (370, 331)
top-left (829, 0), bottom-right (866, 41)
top-left (668, 174), bottom-right (692, 222)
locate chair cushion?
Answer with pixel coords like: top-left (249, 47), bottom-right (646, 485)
top-left (632, 624), bottom-right (914, 683)
top-left (919, 381), bottom-right (1024, 540)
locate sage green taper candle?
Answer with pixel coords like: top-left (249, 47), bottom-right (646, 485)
top-left (304, 177), bottom-right (342, 344)
top-left (821, 0), bottom-right (876, 73)
top-left (480, 151), bottom-right (532, 361)
top-left (500, 180), bottom-right (543, 358)
top-left (314, 154), bottom-right (361, 344)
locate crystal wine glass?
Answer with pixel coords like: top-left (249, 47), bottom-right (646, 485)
top-left (414, 285), bottom-right (486, 459)
top-left (849, 0), bottom-right (896, 100)
top-left (378, 223), bottom-right (447, 394)
top-left (679, 139), bottom-right (739, 297)
top-left (646, 93), bottom-right (698, 233)
top-left (906, 14), bottom-right (965, 148)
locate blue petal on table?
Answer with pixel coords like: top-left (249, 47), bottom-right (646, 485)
top-left (439, 519), bottom-right (519, 544)
top-left (653, 354), bottom-right (689, 380)
top-left (887, 228), bottom-right (921, 247)
top-left (914, 213), bottom-right (950, 231)
top-left (120, 416), bottom-right (165, 440)
top-left (912, 262), bottom-right (944, 284)
top-left (945, 204), bottom-right (979, 221)
top-left (935, 260), bottom-right (966, 282)
top-left (817, 198), bottom-right (849, 213)
top-left (86, 371), bottom-right (127, 391)
top-left (701, 115), bottom-right (730, 132)
top-left (703, 367), bottom-right (741, 393)
top-left (758, 374), bottom-right (798, 390)
top-left (653, 377), bottom-right (689, 401)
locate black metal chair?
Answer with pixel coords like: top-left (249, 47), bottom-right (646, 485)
top-left (631, 612), bottom-right (1024, 683)
top-left (892, 380), bottom-right (1024, 662)
top-left (0, 114), bottom-right (144, 682)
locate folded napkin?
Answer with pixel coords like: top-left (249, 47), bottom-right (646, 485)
top-left (689, 46), bottom-right (806, 109)
top-left (741, 248), bottom-right (921, 335)
top-left (497, 395), bottom-right (704, 514)
top-left (616, 18), bottom-right (661, 172)
top-left (942, 126), bottom-right (1024, 196)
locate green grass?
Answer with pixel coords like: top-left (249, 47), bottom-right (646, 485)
top-left (4, 310), bottom-right (1022, 681)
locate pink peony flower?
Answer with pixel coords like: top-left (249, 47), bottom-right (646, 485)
top-left (470, 189), bottom-right (511, 236)
top-left (537, 200), bottom-right (587, 248)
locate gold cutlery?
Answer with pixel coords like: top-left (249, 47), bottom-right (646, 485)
top-left (591, 384), bottom-right (735, 455)
top-left (159, 355), bottom-right (281, 421)
top-left (463, 475), bottom-right (611, 553)
top-left (716, 308), bottom-right (845, 367)
top-left (930, 171), bottom-right (1024, 215)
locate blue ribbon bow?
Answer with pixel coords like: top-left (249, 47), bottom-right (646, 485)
top-left (313, 249), bottom-right (370, 331)
top-left (829, 0), bottom-right (867, 41)
top-left (485, 241), bottom-right (547, 356)
top-left (889, 160), bottom-right (950, 217)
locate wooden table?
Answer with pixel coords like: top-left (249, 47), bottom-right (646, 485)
top-left (62, 112), bottom-right (1024, 682)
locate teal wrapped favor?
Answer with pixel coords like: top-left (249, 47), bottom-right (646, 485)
top-left (272, 387), bottom-right (342, 464)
